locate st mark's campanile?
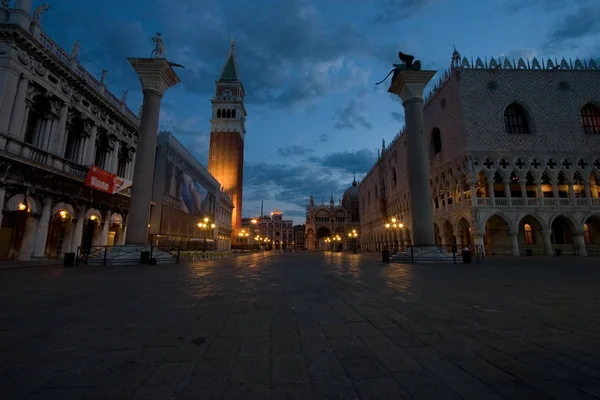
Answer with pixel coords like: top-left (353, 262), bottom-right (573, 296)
top-left (208, 39), bottom-right (246, 235)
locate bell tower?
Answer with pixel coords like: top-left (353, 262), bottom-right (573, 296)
top-left (208, 39), bottom-right (247, 234)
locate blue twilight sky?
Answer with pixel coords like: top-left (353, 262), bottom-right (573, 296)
top-left (43, 0), bottom-right (599, 223)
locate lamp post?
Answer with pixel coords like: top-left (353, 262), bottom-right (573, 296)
top-left (198, 217), bottom-right (216, 252)
top-left (324, 237), bottom-right (331, 251)
top-left (384, 218), bottom-right (403, 253)
top-left (348, 229), bottom-right (358, 254)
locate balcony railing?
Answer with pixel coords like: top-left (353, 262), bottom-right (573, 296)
top-left (433, 194), bottom-right (600, 213)
top-left (0, 133), bottom-right (88, 178)
top-left (38, 32), bottom-right (140, 126)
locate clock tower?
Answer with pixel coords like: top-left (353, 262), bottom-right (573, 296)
top-left (208, 39), bottom-right (247, 234)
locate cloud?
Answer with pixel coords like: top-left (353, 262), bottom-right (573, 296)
top-left (373, 0), bottom-right (442, 24)
top-left (333, 96), bottom-right (373, 130)
top-left (390, 110), bottom-right (404, 123)
top-left (283, 209), bottom-right (306, 218)
top-left (546, 5), bottom-right (600, 46)
top-left (318, 134), bottom-right (330, 143)
top-left (308, 148), bottom-right (376, 175)
top-left (277, 145), bottom-right (314, 157)
top-left (503, 0), bottom-right (565, 14)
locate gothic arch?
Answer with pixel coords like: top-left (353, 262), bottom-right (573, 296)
top-left (516, 212), bottom-right (547, 231)
top-left (85, 208), bottom-right (103, 222)
top-left (481, 211), bottom-right (515, 233)
top-left (548, 213), bottom-right (579, 232)
top-left (51, 202), bottom-right (75, 219)
top-left (5, 194), bottom-right (38, 214)
top-left (503, 102), bottom-right (533, 134)
top-left (582, 211), bottom-right (600, 226)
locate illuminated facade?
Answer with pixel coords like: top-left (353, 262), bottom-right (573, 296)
top-left (0, 6), bottom-right (138, 260)
top-left (207, 40), bottom-right (246, 238)
top-left (240, 209), bottom-right (294, 250)
top-left (359, 49), bottom-right (600, 256)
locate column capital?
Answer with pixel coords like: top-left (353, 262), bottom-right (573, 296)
top-left (387, 70), bottom-right (437, 102)
top-left (128, 58), bottom-right (180, 96)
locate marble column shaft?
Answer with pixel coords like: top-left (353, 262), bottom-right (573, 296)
top-left (83, 124), bottom-right (97, 165)
top-left (542, 232), bottom-right (553, 255)
top-left (510, 232), bottom-right (520, 256)
top-left (52, 104), bottom-right (69, 155)
top-left (574, 234), bottom-right (587, 257)
top-left (0, 69), bottom-right (20, 132)
top-left (70, 206), bottom-right (86, 253)
top-left (18, 216), bottom-right (38, 261)
top-left (33, 197), bottom-right (53, 258)
top-left (387, 70), bottom-right (437, 247)
top-left (110, 140), bottom-right (120, 174)
top-left (125, 58), bottom-right (180, 245)
top-left (8, 75), bottom-right (29, 137)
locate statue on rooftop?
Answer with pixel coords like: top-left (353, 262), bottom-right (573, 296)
top-left (32, 3), bottom-right (50, 23)
top-left (1, 1), bottom-right (10, 9)
top-left (375, 50), bottom-right (422, 86)
top-left (71, 40), bottom-right (81, 59)
top-left (100, 69), bottom-right (108, 83)
top-left (121, 89), bottom-right (128, 103)
top-left (151, 32), bottom-right (166, 58)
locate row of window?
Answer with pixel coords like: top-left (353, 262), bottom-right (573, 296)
top-left (429, 102), bottom-right (600, 156)
top-left (216, 109), bottom-right (236, 119)
top-left (523, 223), bottom-right (593, 244)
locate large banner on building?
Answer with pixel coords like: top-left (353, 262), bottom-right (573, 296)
top-left (179, 172), bottom-right (210, 216)
top-left (85, 166), bottom-right (132, 195)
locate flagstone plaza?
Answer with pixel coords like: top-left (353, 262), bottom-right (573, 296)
top-left (1, 253), bottom-right (599, 399)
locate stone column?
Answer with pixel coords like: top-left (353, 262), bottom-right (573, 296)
top-left (574, 233), bottom-right (587, 257)
top-left (0, 187), bottom-right (6, 228)
top-left (388, 69), bottom-right (436, 246)
top-left (0, 69), bottom-right (20, 133)
top-left (83, 123), bottom-right (97, 165)
top-left (33, 197), bottom-right (52, 258)
top-left (469, 182), bottom-right (477, 206)
top-left (584, 182), bottom-right (592, 206)
top-left (110, 140), bottom-right (120, 174)
top-left (536, 181), bottom-right (544, 206)
top-left (70, 206), bottom-right (86, 253)
top-left (18, 216), bottom-right (38, 261)
top-left (542, 231), bottom-right (553, 256)
top-left (7, 75), bottom-right (29, 137)
top-left (125, 58), bottom-right (180, 245)
top-left (510, 232), bottom-right (520, 256)
top-left (128, 151), bottom-right (137, 180)
top-left (568, 183), bottom-right (576, 205)
top-left (52, 103), bottom-right (69, 155)
top-left (473, 233), bottom-right (485, 256)
top-left (99, 210), bottom-right (111, 246)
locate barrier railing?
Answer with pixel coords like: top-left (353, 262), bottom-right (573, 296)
top-left (388, 244), bottom-right (485, 264)
top-left (76, 245), bottom-right (180, 266)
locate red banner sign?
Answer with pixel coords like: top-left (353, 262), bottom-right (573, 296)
top-left (85, 166), bottom-right (132, 194)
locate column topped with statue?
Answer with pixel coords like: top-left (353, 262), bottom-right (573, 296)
top-left (376, 51), bottom-right (437, 103)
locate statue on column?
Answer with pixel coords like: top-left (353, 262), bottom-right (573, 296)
top-left (151, 32), bottom-right (166, 58)
top-left (71, 40), bottom-right (81, 59)
top-left (375, 50), bottom-right (422, 86)
top-left (32, 4), bottom-right (50, 23)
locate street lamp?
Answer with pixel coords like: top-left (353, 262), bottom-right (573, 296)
top-left (348, 229), bottom-right (358, 254)
top-left (334, 235), bottom-right (342, 252)
top-left (324, 237), bottom-right (331, 251)
top-left (198, 220), bottom-right (216, 252)
top-left (384, 218), bottom-right (403, 253)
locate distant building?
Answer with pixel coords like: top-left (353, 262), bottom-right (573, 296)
top-left (293, 224), bottom-right (305, 250)
top-left (359, 48), bottom-right (600, 256)
top-left (149, 132), bottom-right (233, 250)
top-left (305, 178), bottom-right (361, 251)
top-left (241, 208), bottom-right (294, 250)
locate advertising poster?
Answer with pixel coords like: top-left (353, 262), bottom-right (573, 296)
top-left (85, 166), bottom-right (132, 194)
top-left (179, 172), bottom-right (210, 216)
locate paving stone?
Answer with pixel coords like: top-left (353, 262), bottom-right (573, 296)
top-left (229, 358), bottom-right (270, 384)
top-left (272, 354), bottom-right (308, 383)
top-left (354, 377), bottom-right (410, 399)
top-left (2, 253), bottom-right (600, 399)
top-left (239, 337), bottom-right (271, 357)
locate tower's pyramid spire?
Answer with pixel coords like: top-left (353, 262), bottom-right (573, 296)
top-left (218, 38), bottom-right (240, 82)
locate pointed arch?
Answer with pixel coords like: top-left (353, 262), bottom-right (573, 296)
top-left (504, 102), bottom-right (531, 134)
top-left (579, 103), bottom-right (600, 135)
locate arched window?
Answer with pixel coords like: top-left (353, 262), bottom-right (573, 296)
top-left (217, 109), bottom-right (221, 118)
top-left (226, 109), bottom-right (231, 118)
top-left (524, 223), bottom-right (534, 244)
top-left (431, 128), bottom-right (442, 155)
top-left (504, 103), bottom-right (531, 134)
top-left (232, 109), bottom-right (236, 118)
top-left (392, 168), bottom-right (397, 186)
top-left (580, 103), bottom-right (600, 135)
top-left (584, 223), bottom-right (592, 244)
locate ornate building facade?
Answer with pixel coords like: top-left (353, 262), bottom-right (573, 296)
top-left (293, 224), bottom-right (305, 250)
top-left (0, 4), bottom-right (139, 260)
top-left (149, 132), bottom-right (233, 250)
top-left (240, 208), bottom-right (294, 250)
top-left (359, 49), bottom-right (600, 256)
top-left (207, 40), bottom-right (246, 237)
top-left (305, 178), bottom-right (361, 251)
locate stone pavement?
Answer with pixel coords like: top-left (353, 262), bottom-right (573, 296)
top-left (0, 252), bottom-right (599, 399)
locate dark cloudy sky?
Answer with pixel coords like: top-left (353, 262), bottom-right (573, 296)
top-left (43, 0), bottom-right (599, 223)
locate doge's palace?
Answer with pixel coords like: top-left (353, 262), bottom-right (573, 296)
top-left (0, 2), bottom-right (140, 260)
top-left (360, 48), bottom-right (600, 257)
